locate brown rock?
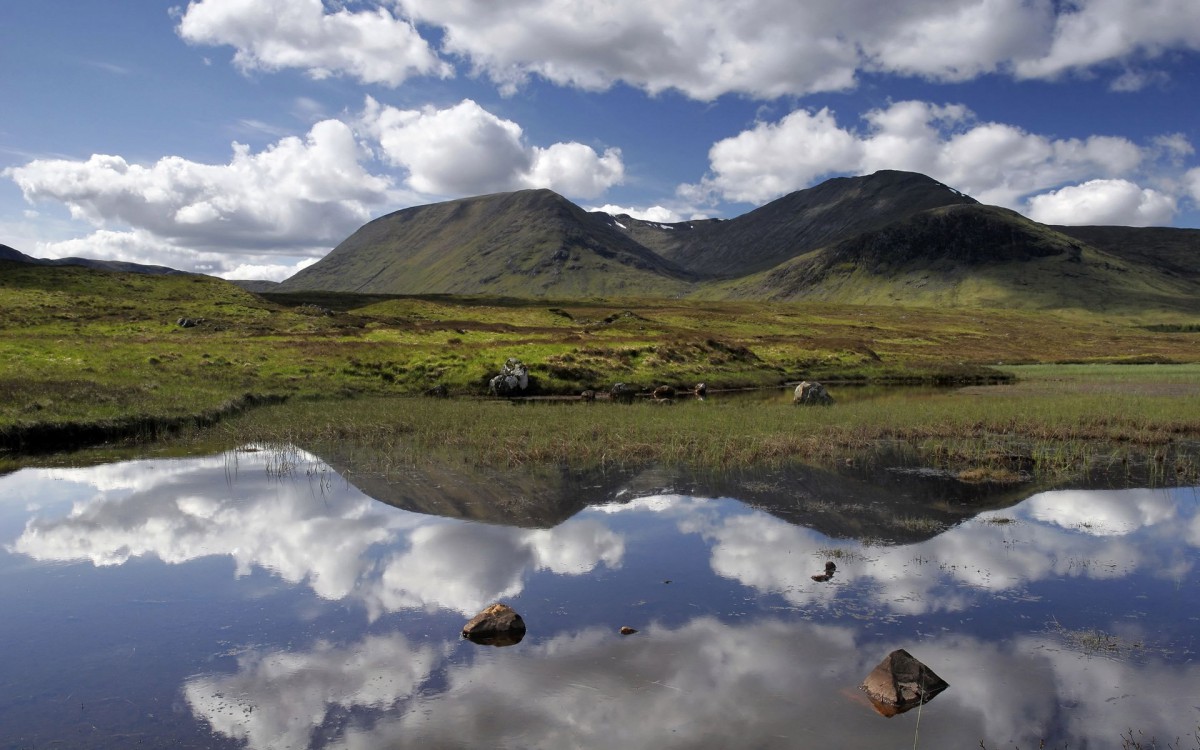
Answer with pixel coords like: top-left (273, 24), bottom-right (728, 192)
top-left (619, 626), bottom-right (638, 635)
top-left (860, 649), bottom-right (949, 716)
top-left (462, 603), bottom-right (526, 646)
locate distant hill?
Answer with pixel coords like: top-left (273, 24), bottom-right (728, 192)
top-left (230, 279), bottom-right (282, 293)
top-left (280, 188), bottom-right (696, 298)
top-left (0, 243), bottom-right (186, 276)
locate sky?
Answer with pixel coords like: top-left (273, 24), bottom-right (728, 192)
top-left (3, 0), bottom-right (1200, 281)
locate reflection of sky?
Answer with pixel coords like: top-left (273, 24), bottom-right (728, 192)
top-left (183, 617), bottom-right (1200, 750)
top-left (6, 449), bottom-right (623, 615)
top-left (2, 452), bottom-right (1199, 748)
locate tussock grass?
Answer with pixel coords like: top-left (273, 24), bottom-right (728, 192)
top-left (197, 381), bottom-right (1200, 482)
top-left (3, 264), bottom-right (1200, 463)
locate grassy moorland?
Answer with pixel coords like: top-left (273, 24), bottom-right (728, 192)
top-left (2, 261), bottom-right (1199, 475)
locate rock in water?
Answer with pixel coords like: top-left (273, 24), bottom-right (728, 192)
top-left (462, 603), bottom-right (527, 646)
top-left (860, 648), bottom-right (948, 716)
top-left (793, 380), bottom-right (834, 405)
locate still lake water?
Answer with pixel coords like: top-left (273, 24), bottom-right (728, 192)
top-left (1, 446), bottom-right (1198, 749)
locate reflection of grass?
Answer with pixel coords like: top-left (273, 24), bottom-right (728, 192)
top-left (983, 728), bottom-right (1200, 750)
top-left (981, 516), bottom-right (1016, 525)
top-left (816, 547), bottom-right (868, 562)
top-left (893, 515), bottom-right (945, 533)
top-left (1121, 726), bottom-right (1200, 750)
top-left (957, 467), bottom-right (1024, 483)
top-left (1048, 616), bottom-right (1142, 657)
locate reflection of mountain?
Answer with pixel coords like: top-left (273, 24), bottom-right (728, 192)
top-left (310, 441), bottom-right (615, 527)
top-left (313, 439), bottom-right (1042, 542)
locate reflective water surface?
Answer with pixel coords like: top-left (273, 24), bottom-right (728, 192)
top-left (2, 447), bottom-right (1198, 748)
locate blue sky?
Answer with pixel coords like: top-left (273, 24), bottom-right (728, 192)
top-left (3, 0), bottom-right (1199, 280)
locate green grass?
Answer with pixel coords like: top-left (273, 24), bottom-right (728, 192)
top-left (3, 263), bottom-right (1200, 462)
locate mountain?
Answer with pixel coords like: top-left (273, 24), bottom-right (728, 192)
top-left (0, 243), bottom-right (185, 276)
top-left (708, 203), bottom-right (1200, 312)
top-left (1, 244), bottom-right (39, 263)
top-left (1052, 225), bottom-right (1200, 282)
top-left (611, 170), bottom-right (978, 278)
top-left (279, 188), bottom-right (696, 298)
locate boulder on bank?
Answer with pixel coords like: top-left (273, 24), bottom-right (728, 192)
top-left (610, 382), bottom-right (636, 403)
top-left (793, 380), bottom-right (834, 405)
top-left (651, 385), bottom-right (675, 401)
top-left (462, 603), bottom-right (526, 646)
top-left (860, 649), bottom-right (948, 716)
top-left (489, 358), bottom-right (530, 396)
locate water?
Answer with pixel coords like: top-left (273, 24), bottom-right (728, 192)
top-left (1, 447), bottom-right (1197, 748)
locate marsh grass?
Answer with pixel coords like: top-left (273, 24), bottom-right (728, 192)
top-left (4, 265), bottom-right (1200, 463)
top-left (193, 380), bottom-right (1200, 483)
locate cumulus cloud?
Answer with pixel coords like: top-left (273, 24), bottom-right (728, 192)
top-left (680, 99), bottom-right (1177, 224)
top-left (172, 1), bottom-right (1200, 99)
top-left (1185, 167), bottom-right (1200, 203)
top-left (5, 97), bottom-right (628, 274)
top-left (7, 119), bottom-right (390, 253)
top-left (1026, 179), bottom-right (1177, 226)
top-left (176, 0), bottom-right (452, 85)
top-left (1014, 0), bottom-right (1200, 81)
top-left (360, 98), bottom-right (624, 199)
top-left (390, 0), bottom-right (1199, 99)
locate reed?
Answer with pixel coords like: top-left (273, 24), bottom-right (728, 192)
top-left (191, 375), bottom-right (1200, 481)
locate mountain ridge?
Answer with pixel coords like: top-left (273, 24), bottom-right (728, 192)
top-left (276, 170), bottom-right (1200, 312)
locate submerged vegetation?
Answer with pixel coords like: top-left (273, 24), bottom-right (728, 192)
top-left (2, 261), bottom-right (1199, 481)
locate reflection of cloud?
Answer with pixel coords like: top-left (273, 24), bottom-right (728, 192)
top-left (185, 633), bottom-right (446, 750)
top-left (9, 449), bottom-right (623, 614)
top-left (592, 494), bottom-right (698, 514)
top-left (368, 518), bottom-right (624, 616)
top-left (186, 616), bottom-right (1200, 750)
top-left (694, 494), bottom-right (1155, 615)
top-left (1023, 488), bottom-right (1177, 536)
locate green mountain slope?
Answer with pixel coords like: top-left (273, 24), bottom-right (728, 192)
top-left (1053, 225), bottom-right (1200, 282)
top-left (612, 170), bottom-right (977, 278)
top-left (708, 204), bottom-right (1200, 312)
top-left (279, 188), bottom-right (695, 298)
top-left (273, 170), bottom-right (1199, 314)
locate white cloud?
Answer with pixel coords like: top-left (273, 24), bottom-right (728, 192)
top-left (592, 204), bottom-right (684, 223)
top-left (682, 100), bottom-right (1161, 212)
top-left (1014, 0), bottom-right (1200, 81)
top-left (7, 119), bottom-right (390, 253)
top-left (1185, 167), bottom-right (1200, 203)
top-left (526, 143), bottom-right (624, 199)
top-left (1026, 179), bottom-right (1178, 226)
top-left (871, 0), bottom-right (1055, 81)
top-left (385, 0), bottom-right (1200, 99)
top-left (176, 0), bottom-right (452, 86)
top-left (689, 108), bottom-right (863, 204)
top-left (217, 258), bottom-right (317, 282)
top-left (360, 98), bottom-right (624, 199)
top-left (172, 1), bottom-right (1200, 100)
